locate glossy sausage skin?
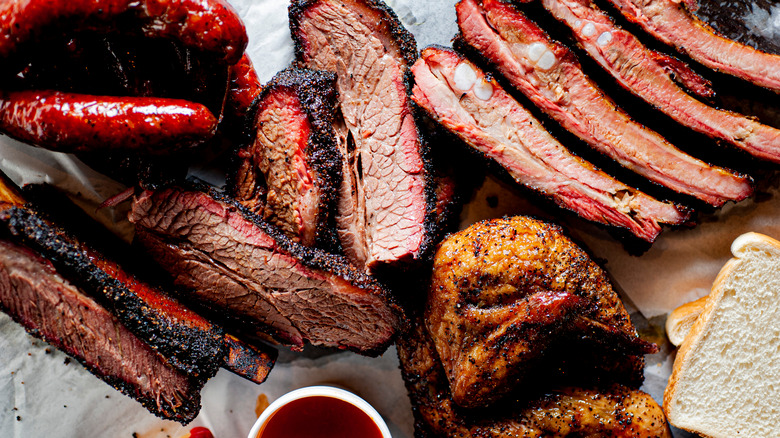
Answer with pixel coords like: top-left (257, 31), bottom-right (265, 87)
top-left (0, 0), bottom-right (247, 64)
top-left (0, 91), bottom-right (217, 153)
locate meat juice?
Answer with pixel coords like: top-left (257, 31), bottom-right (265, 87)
top-left (257, 396), bottom-right (383, 438)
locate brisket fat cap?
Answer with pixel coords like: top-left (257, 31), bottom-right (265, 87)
top-left (0, 239), bottom-right (202, 424)
top-left (231, 67), bottom-right (343, 251)
top-left (397, 316), bottom-right (671, 437)
top-left (289, 0), bottom-right (433, 269)
top-left (427, 217), bottom-right (655, 409)
top-left (411, 45), bottom-right (690, 243)
top-left (0, 202), bottom-right (225, 381)
top-left (128, 185), bottom-right (406, 356)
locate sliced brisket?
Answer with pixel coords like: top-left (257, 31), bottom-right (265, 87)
top-left (456, 0), bottom-right (752, 207)
top-left (0, 177), bottom-right (277, 385)
top-left (542, 0), bottom-right (780, 164)
top-left (0, 239), bottom-right (202, 423)
top-left (289, 0), bottom-right (431, 269)
top-left (128, 184), bottom-right (405, 356)
top-left (231, 68), bottom-right (342, 250)
top-left (0, 203), bottom-right (224, 381)
top-left (412, 47), bottom-right (689, 242)
top-left (606, 0), bottom-right (780, 92)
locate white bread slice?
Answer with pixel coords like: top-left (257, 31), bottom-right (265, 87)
top-left (664, 232), bottom-right (780, 437)
top-left (665, 295), bottom-right (708, 347)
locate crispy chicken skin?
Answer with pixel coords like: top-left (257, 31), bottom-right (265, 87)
top-left (397, 319), bottom-right (672, 437)
top-left (426, 216), bottom-right (656, 408)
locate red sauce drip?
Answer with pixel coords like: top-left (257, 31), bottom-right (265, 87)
top-left (258, 396), bottom-right (383, 438)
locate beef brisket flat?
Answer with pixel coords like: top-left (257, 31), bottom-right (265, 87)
top-left (412, 46), bottom-right (689, 242)
top-left (128, 184), bottom-right (405, 356)
top-left (397, 316), bottom-right (672, 437)
top-left (0, 239), bottom-right (202, 423)
top-left (542, 0), bottom-right (780, 164)
top-left (606, 0), bottom-right (780, 92)
top-left (0, 177), bottom-right (277, 385)
top-left (456, 0), bottom-right (752, 207)
top-left (231, 67), bottom-right (342, 251)
top-left (289, 0), bottom-right (432, 269)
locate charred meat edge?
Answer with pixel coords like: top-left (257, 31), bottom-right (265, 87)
top-left (231, 67), bottom-right (343, 251)
top-left (0, 239), bottom-right (202, 424)
top-left (0, 203), bottom-right (225, 380)
top-left (131, 181), bottom-right (407, 356)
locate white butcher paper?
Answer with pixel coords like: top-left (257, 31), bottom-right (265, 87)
top-left (0, 0), bottom-right (773, 436)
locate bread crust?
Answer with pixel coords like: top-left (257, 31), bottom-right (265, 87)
top-left (665, 295), bottom-right (708, 347)
top-left (663, 232), bottom-right (780, 436)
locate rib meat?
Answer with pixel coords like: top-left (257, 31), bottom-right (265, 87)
top-left (289, 0), bottom-right (431, 269)
top-left (606, 0), bottom-right (780, 92)
top-left (456, 0), bottom-right (752, 207)
top-left (542, 0), bottom-right (780, 164)
top-left (412, 46), bottom-right (690, 242)
top-left (0, 239), bottom-right (202, 423)
top-left (128, 184), bottom-right (405, 356)
top-left (427, 216), bottom-right (656, 408)
top-left (231, 68), bottom-right (342, 250)
top-left (397, 316), bottom-right (672, 437)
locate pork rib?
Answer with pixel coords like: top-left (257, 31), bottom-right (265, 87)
top-left (412, 46), bottom-right (689, 242)
top-left (541, 0), bottom-right (780, 164)
top-left (606, 0), bottom-right (780, 92)
top-left (0, 239), bottom-right (202, 423)
top-left (456, 0), bottom-right (752, 207)
top-left (289, 0), bottom-right (431, 269)
top-left (231, 68), bottom-right (343, 250)
top-left (128, 184), bottom-right (405, 356)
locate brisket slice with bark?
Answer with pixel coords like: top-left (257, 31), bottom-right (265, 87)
top-left (128, 184), bottom-right (405, 356)
top-left (542, 0), bottom-right (780, 164)
top-left (231, 68), bottom-right (342, 251)
top-left (0, 239), bottom-right (202, 424)
top-left (456, 0), bottom-right (752, 207)
top-left (0, 178), bottom-right (277, 385)
top-left (0, 203), bottom-right (222, 381)
top-left (606, 0), bottom-right (780, 92)
top-left (289, 0), bottom-right (433, 269)
top-left (412, 47), bottom-right (689, 242)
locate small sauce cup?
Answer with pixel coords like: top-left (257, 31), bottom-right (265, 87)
top-left (247, 386), bottom-right (392, 438)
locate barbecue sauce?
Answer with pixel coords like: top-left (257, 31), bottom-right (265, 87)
top-left (257, 396), bottom-right (383, 438)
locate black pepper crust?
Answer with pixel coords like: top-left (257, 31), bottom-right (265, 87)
top-left (152, 180), bottom-right (409, 356)
top-left (0, 203), bottom-right (225, 382)
top-left (0, 240), bottom-right (203, 425)
top-left (229, 67), bottom-right (345, 252)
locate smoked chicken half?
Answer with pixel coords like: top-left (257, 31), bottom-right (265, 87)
top-left (426, 216), bottom-right (657, 408)
top-left (397, 319), bottom-right (671, 437)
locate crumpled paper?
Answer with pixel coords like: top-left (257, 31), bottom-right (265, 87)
top-left (0, 0), bottom-right (775, 436)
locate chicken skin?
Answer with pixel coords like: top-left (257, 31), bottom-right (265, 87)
top-left (397, 318), bottom-right (671, 437)
top-left (426, 216), bottom-right (656, 408)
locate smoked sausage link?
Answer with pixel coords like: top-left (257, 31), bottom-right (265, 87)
top-left (0, 90), bottom-right (218, 153)
top-left (0, 0), bottom-right (247, 65)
